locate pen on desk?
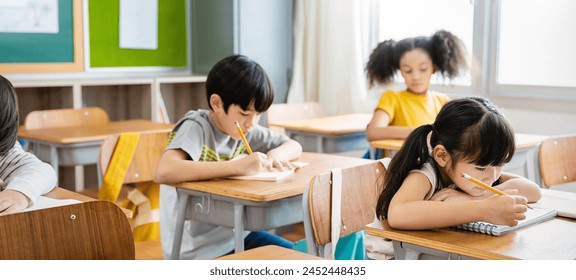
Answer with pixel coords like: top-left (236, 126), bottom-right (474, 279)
top-left (462, 173), bottom-right (533, 209)
top-left (235, 121), bottom-right (253, 155)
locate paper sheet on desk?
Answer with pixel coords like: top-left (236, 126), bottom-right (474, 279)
top-left (226, 161), bottom-right (309, 182)
top-left (531, 189), bottom-right (576, 219)
top-left (24, 196), bottom-right (82, 212)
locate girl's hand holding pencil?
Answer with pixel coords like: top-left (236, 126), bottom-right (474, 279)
top-left (462, 173), bottom-right (533, 209)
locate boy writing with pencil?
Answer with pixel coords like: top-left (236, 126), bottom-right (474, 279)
top-left (155, 55), bottom-right (302, 260)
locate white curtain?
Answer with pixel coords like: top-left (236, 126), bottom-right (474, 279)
top-left (287, 0), bottom-right (376, 116)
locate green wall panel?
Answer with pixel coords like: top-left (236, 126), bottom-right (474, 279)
top-left (89, 0), bottom-right (187, 67)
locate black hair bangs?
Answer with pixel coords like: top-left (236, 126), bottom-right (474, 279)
top-left (460, 113), bottom-right (515, 167)
top-left (239, 67), bottom-right (274, 113)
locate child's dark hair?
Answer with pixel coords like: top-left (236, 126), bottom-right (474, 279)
top-left (0, 74), bottom-right (19, 156)
top-left (376, 96), bottom-right (515, 219)
top-left (366, 30), bottom-right (468, 87)
top-left (205, 55), bottom-right (275, 113)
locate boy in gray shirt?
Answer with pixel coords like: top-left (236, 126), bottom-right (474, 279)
top-left (156, 55), bottom-right (302, 259)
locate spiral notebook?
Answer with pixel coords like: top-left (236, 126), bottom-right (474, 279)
top-left (454, 207), bottom-right (557, 236)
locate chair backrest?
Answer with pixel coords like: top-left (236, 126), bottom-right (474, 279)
top-left (99, 131), bottom-right (169, 184)
top-left (0, 201), bottom-right (135, 259)
top-left (538, 134), bottom-right (576, 188)
top-left (24, 107), bottom-right (109, 130)
top-left (266, 102), bottom-right (325, 134)
top-left (303, 160), bottom-right (386, 258)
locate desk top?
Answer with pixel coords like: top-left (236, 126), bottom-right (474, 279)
top-left (365, 216), bottom-right (576, 260)
top-left (370, 133), bottom-right (548, 151)
top-left (44, 187), bottom-right (95, 202)
top-left (44, 187), bottom-right (133, 218)
top-left (273, 113), bottom-right (371, 135)
top-left (175, 152), bottom-right (374, 202)
top-left (18, 119), bottom-right (173, 144)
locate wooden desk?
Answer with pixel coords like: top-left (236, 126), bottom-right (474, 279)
top-left (170, 152), bottom-right (373, 258)
top-left (272, 113), bottom-right (371, 153)
top-left (365, 215), bottom-right (576, 260)
top-left (215, 245), bottom-right (323, 260)
top-left (44, 187), bottom-right (133, 218)
top-left (18, 119), bottom-right (173, 190)
top-left (370, 133), bottom-right (548, 184)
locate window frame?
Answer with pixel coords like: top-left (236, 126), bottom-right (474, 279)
top-left (373, 0), bottom-right (576, 114)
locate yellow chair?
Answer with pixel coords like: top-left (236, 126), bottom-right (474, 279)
top-left (97, 131), bottom-right (169, 259)
top-left (538, 134), bottom-right (576, 188)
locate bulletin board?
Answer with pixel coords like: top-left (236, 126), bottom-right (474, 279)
top-left (0, 0), bottom-right (84, 73)
top-left (88, 0), bottom-right (188, 68)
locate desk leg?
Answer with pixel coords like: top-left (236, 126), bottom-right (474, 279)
top-left (525, 147), bottom-right (541, 185)
top-left (171, 193), bottom-right (190, 260)
top-left (315, 136), bottom-right (323, 153)
top-left (49, 145), bottom-right (59, 184)
top-left (234, 202), bottom-right (245, 253)
top-left (404, 249), bottom-right (422, 260)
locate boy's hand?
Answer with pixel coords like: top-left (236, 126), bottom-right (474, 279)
top-left (265, 157), bottom-right (294, 172)
top-left (0, 190), bottom-right (30, 216)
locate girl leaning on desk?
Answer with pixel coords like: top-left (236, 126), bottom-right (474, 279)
top-left (375, 96), bottom-right (542, 230)
top-left (0, 74), bottom-right (57, 215)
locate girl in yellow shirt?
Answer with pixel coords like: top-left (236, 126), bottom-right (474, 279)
top-left (365, 30), bottom-right (468, 141)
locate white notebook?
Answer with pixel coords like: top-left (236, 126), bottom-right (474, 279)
top-left (226, 162), bottom-right (309, 182)
top-left (453, 207), bottom-right (557, 236)
top-left (24, 196), bottom-right (82, 212)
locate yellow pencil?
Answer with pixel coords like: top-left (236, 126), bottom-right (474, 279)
top-left (462, 173), bottom-right (533, 209)
top-left (462, 173), bottom-right (506, 195)
top-left (235, 121), bottom-right (253, 155)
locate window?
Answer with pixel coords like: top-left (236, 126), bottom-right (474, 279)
top-left (376, 0), bottom-right (576, 112)
top-left (377, 0), bottom-right (474, 90)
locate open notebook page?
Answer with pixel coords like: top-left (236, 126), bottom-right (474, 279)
top-left (226, 161), bottom-right (309, 182)
top-left (23, 196), bottom-right (82, 212)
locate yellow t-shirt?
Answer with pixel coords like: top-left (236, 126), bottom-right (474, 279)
top-left (375, 90), bottom-right (450, 127)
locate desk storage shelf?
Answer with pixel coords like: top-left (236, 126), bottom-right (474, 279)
top-left (11, 75), bottom-right (207, 125)
top-left (155, 76), bottom-right (209, 123)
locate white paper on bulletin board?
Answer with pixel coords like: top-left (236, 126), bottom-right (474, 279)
top-left (0, 0), bottom-right (59, 33)
top-left (119, 0), bottom-right (158, 50)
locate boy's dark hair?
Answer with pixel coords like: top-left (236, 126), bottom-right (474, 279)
top-left (366, 29), bottom-right (468, 87)
top-left (0, 74), bottom-right (19, 156)
top-left (205, 55), bottom-right (275, 113)
top-left (375, 96), bottom-right (515, 219)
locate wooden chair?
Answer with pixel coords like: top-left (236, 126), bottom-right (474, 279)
top-left (22, 107), bottom-right (110, 191)
top-left (23, 107), bottom-right (109, 130)
top-left (266, 102), bottom-right (325, 134)
top-left (96, 131), bottom-right (169, 260)
top-left (302, 160), bottom-right (386, 258)
top-left (0, 200), bottom-right (134, 260)
top-left (538, 134), bottom-right (576, 188)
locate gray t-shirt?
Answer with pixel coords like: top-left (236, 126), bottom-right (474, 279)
top-left (160, 109), bottom-right (290, 260)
